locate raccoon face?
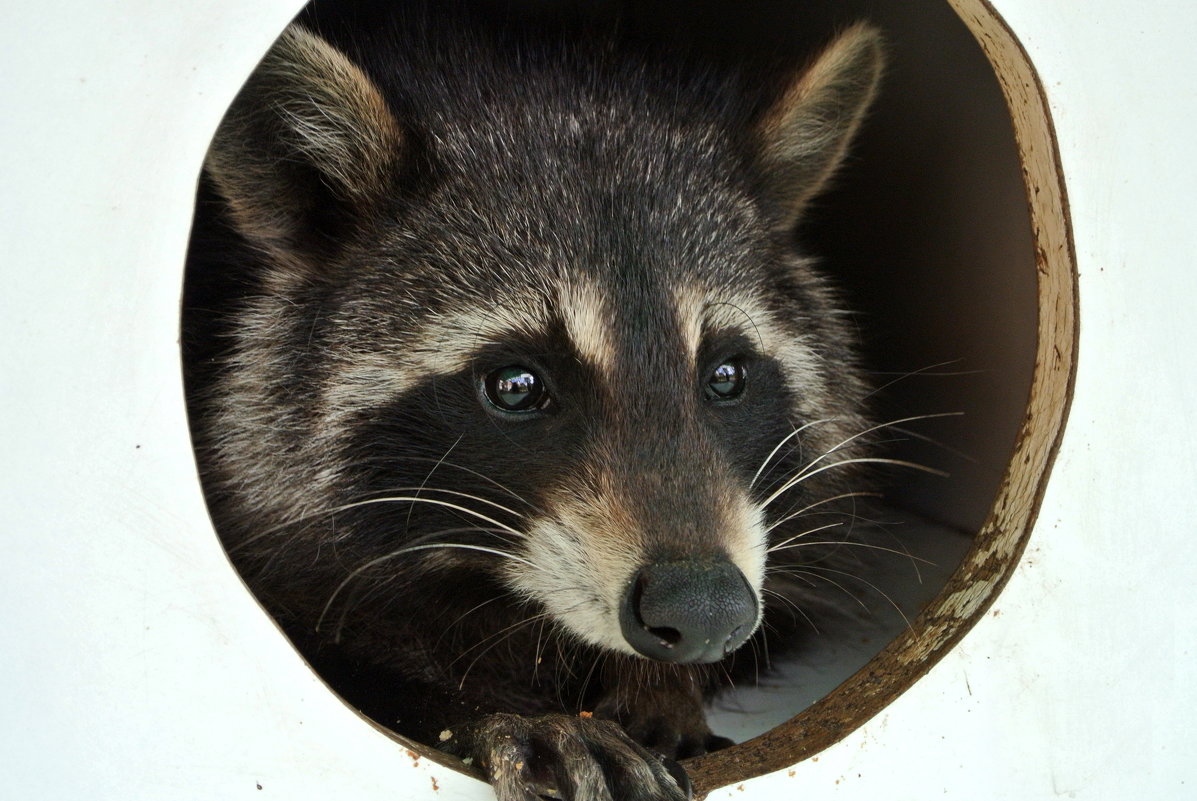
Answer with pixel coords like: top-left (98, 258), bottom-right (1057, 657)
top-left (196, 22), bottom-right (882, 663)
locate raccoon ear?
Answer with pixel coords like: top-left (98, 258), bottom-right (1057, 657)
top-left (205, 24), bottom-right (404, 261)
top-left (754, 23), bottom-right (884, 229)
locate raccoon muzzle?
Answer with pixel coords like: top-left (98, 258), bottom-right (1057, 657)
top-left (619, 559), bottom-right (758, 664)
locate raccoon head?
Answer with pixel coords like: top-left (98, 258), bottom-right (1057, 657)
top-left (200, 21), bottom-right (883, 665)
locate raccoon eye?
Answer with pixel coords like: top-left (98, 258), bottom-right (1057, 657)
top-left (704, 359), bottom-right (746, 401)
top-left (483, 365), bottom-right (548, 413)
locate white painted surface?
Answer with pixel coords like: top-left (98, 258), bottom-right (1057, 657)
top-left (1, 1), bottom-right (1193, 799)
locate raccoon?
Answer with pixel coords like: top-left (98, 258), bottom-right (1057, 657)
top-left (184, 3), bottom-right (883, 799)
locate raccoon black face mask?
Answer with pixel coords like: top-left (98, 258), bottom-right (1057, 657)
top-left (184, 4), bottom-right (883, 799)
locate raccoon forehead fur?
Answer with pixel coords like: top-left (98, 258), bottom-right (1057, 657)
top-left (186, 0), bottom-right (883, 747)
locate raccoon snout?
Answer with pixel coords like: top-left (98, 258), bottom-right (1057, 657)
top-left (618, 559), bottom-right (758, 664)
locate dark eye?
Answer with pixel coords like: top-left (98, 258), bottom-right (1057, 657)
top-left (704, 359), bottom-right (746, 401)
top-left (483, 365), bottom-right (548, 413)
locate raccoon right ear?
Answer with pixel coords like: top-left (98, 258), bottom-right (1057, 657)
top-left (205, 24), bottom-right (404, 262)
top-left (753, 23), bottom-right (885, 230)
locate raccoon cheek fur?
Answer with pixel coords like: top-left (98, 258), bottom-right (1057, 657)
top-left (185, 7), bottom-right (884, 801)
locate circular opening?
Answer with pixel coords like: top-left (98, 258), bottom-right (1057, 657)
top-left (182, 0), bottom-right (1075, 795)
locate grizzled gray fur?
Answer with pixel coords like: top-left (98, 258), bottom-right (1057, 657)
top-left (184, 3), bottom-right (884, 799)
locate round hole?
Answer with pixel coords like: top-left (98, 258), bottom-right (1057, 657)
top-left (183, 0), bottom-right (1075, 794)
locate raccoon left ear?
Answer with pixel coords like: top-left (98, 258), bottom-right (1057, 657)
top-left (205, 24), bottom-right (405, 264)
top-left (754, 23), bottom-right (884, 229)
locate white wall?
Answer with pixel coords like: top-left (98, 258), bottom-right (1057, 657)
top-left (1, 1), bottom-right (1193, 799)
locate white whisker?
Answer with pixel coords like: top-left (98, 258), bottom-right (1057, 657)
top-left (887, 424), bottom-right (979, 465)
top-left (406, 433), bottom-right (465, 532)
top-left (388, 455), bottom-right (545, 514)
top-left (799, 565), bottom-right (914, 629)
top-left (318, 541), bottom-right (537, 634)
top-left (862, 359), bottom-right (977, 400)
top-left (766, 521), bottom-right (845, 553)
top-left (764, 490), bottom-right (882, 534)
top-left (762, 586), bottom-right (820, 634)
top-left (774, 567), bottom-right (871, 612)
top-left (455, 612), bottom-right (551, 688)
top-left (764, 456), bottom-right (948, 509)
top-left (232, 485), bottom-right (530, 552)
top-left (434, 593), bottom-right (510, 652)
top-left (769, 539), bottom-right (934, 567)
top-left (749, 417), bottom-right (839, 490)
top-left (768, 411), bottom-right (959, 496)
top-left (324, 492), bottom-right (526, 537)
top-left (365, 487), bottom-right (530, 528)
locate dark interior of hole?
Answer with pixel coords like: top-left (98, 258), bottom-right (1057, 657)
top-left (192, 0), bottom-right (1036, 760)
top-left (806, 2), bottom-right (1037, 536)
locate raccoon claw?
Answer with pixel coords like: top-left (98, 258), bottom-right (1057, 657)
top-left (446, 712), bottom-right (691, 801)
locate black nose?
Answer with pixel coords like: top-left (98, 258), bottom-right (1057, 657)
top-left (619, 559), bottom-right (759, 663)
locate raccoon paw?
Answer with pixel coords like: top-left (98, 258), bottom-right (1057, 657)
top-left (593, 687), bottom-right (734, 760)
top-left (443, 712), bottom-right (691, 801)
top-left (621, 717), bottom-right (735, 761)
